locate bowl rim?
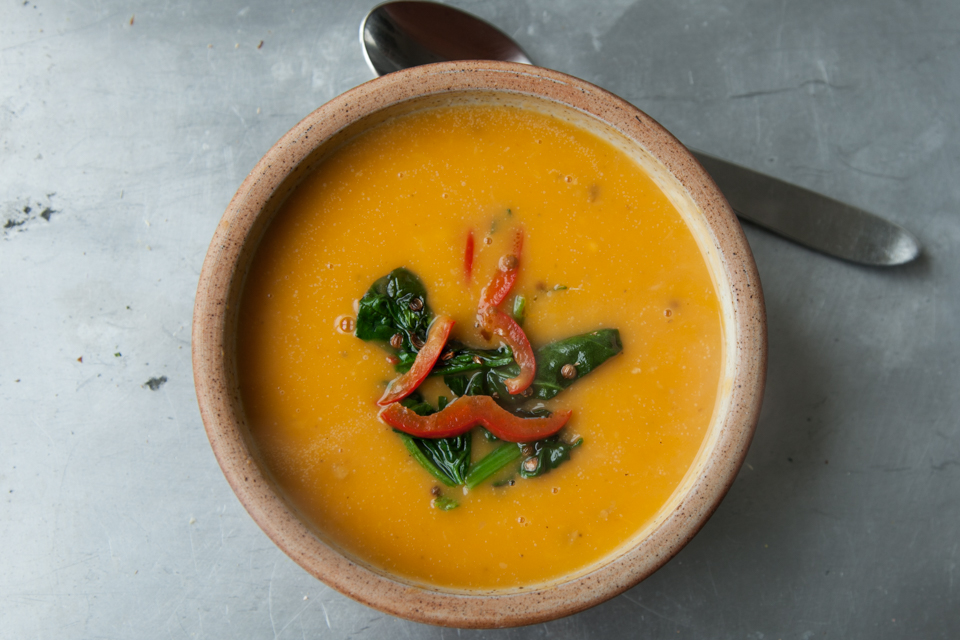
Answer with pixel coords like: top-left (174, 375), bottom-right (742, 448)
top-left (192, 60), bottom-right (767, 628)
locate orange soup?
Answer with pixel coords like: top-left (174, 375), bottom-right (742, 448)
top-left (237, 103), bottom-right (724, 591)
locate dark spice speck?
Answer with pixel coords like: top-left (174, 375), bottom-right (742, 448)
top-left (145, 376), bottom-right (168, 391)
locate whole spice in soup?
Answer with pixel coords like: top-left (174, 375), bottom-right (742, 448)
top-left (518, 434), bottom-right (584, 478)
top-left (355, 268), bottom-right (432, 353)
top-left (461, 432), bottom-right (584, 489)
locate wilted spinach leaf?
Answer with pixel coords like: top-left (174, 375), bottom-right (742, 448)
top-left (417, 434), bottom-right (471, 485)
top-left (444, 329), bottom-right (623, 408)
top-left (518, 435), bottom-right (584, 479)
top-left (398, 392), bottom-right (435, 417)
top-left (394, 393), bottom-right (471, 486)
top-left (525, 328), bottom-right (623, 399)
top-left (394, 341), bottom-right (514, 376)
top-left (355, 268), bottom-right (432, 351)
top-left (464, 428), bottom-right (582, 488)
top-left (444, 370), bottom-right (485, 398)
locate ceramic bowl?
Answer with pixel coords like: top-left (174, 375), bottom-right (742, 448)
top-left (193, 61), bottom-right (766, 628)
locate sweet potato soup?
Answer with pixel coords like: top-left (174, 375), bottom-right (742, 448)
top-left (237, 103), bottom-right (724, 591)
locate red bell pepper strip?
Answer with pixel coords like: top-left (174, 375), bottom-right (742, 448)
top-left (482, 308), bottom-right (536, 394)
top-left (474, 228), bottom-right (534, 393)
top-left (377, 316), bottom-right (455, 406)
top-left (380, 395), bottom-right (571, 443)
top-left (464, 230), bottom-right (475, 283)
top-left (477, 228), bottom-right (524, 315)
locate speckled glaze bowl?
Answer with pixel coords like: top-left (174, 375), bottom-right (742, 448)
top-left (192, 61), bottom-right (766, 628)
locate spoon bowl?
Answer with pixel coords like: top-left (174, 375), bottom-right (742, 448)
top-left (362, 1), bottom-right (531, 76)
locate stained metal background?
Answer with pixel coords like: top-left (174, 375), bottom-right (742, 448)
top-left (2, 0), bottom-right (958, 637)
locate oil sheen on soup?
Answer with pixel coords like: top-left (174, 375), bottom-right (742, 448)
top-left (237, 104), bottom-right (724, 591)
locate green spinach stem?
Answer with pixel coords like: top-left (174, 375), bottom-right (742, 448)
top-left (464, 443), bottom-right (522, 489)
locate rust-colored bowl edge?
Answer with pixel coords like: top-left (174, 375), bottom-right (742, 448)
top-left (192, 61), bottom-right (766, 628)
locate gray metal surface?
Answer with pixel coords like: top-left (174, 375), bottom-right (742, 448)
top-left (1, 0), bottom-right (957, 637)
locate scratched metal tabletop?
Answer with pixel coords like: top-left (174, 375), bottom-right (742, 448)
top-left (2, 0), bottom-right (958, 637)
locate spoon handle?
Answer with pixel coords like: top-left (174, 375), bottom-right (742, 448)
top-left (693, 151), bottom-right (920, 266)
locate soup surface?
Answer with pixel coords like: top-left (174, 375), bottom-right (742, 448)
top-left (237, 103), bottom-right (724, 591)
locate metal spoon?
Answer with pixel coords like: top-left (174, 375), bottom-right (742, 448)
top-left (361, 1), bottom-right (921, 266)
